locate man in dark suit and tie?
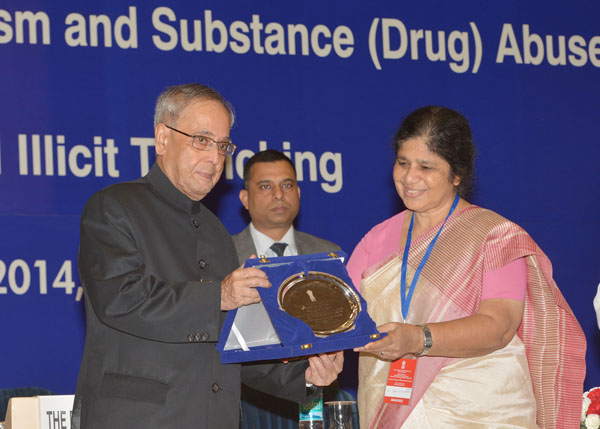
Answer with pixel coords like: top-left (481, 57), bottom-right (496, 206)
top-left (233, 149), bottom-right (340, 263)
top-left (72, 84), bottom-right (343, 429)
top-left (232, 149), bottom-right (342, 426)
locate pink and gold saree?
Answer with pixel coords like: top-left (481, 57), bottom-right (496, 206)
top-left (358, 207), bottom-right (585, 428)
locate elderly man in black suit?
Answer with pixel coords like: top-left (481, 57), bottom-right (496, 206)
top-left (72, 84), bottom-right (343, 429)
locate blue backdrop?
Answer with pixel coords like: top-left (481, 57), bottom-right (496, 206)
top-left (1, 0), bottom-right (599, 397)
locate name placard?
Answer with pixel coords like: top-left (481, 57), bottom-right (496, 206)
top-left (38, 395), bottom-right (74, 429)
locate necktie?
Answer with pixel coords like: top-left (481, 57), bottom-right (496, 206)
top-left (270, 242), bottom-right (288, 257)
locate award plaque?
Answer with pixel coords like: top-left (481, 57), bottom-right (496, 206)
top-left (278, 271), bottom-right (360, 336)
top-left (217, 251), bottom-right (383, 363)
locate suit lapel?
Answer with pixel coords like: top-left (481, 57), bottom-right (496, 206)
top-left (294, 231), bottom-right (307, 255)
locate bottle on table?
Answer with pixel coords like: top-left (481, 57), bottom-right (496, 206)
top-left (299, 388), bottom-right (323, 429)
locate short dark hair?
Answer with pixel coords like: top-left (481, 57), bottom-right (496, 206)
top-left (154, 83), bottom-right (235, 128)
top-left (243, 150), bottom-right (296, 189)
top-left (394, 106), bottom-right (475, 198)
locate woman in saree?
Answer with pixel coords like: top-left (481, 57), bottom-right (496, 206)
top-left (348, 106), bottom-right (585, 428)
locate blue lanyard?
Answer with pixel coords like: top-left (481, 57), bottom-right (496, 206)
top-left (400, 194), bottom-right (460, 320)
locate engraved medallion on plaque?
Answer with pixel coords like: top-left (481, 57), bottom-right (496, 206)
top-left (278, 271), bottom-right (361, 336)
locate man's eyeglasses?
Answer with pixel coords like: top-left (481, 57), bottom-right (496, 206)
top-left (164, 124), bottom-right (237, 156)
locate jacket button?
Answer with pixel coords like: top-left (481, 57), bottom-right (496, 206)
top-left (211, 383), bottom-right (219, 393)
top-left (192, 219), bottom-right (199, 228)
top-left (201, 332), bottom-right (209, 341)
top-left (187, 334), bottom-right (195, 342)
top-left (197, 259), bottom-right (207, 269)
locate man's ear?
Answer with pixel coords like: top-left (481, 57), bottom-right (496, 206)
top-left (239, 189), bottom-right (249, 210)
top-left (297, 184), bottom-right (301, 200)
top-left (155, 123), bottom-right (168, 156)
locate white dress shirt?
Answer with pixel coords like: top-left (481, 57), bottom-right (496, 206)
top-left (249, 223), bottom-right (298, 257)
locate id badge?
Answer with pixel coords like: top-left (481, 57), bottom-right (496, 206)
top-left (383, 358), bottom-right (417, 404)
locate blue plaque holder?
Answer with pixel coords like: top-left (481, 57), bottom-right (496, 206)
top-left (217, 251), bottom-right (382, 364)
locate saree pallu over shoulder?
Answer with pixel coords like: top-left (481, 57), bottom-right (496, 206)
top-left (358, 206), bottom-right (586, 429)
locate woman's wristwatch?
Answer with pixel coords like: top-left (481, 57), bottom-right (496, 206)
top-left (414, 324), bottom-right (433, 357)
